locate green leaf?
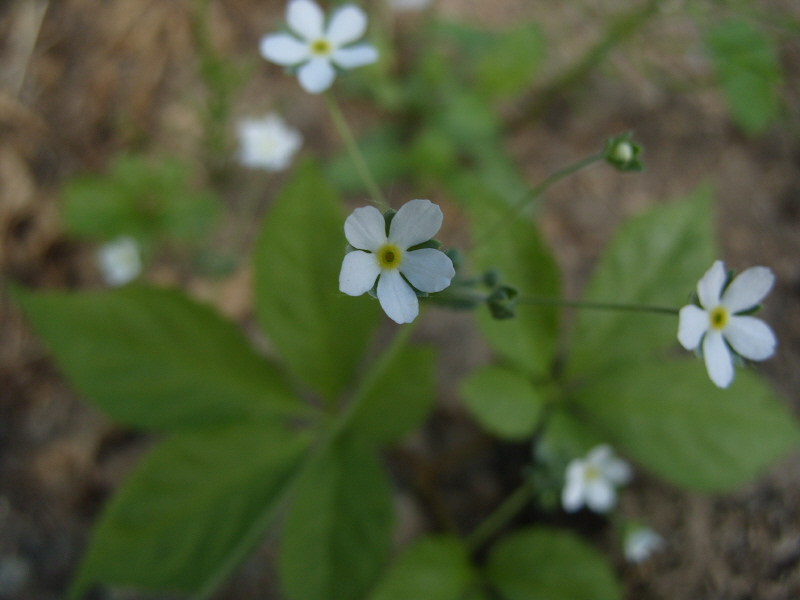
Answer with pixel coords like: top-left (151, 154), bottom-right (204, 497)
top-left (12, 286), bottom-right (302, 430)
top-left (63, 154), bottom-right (219, 245)
top-left (369, 535), bottom-right (474, 600)
top-left (475, 23), bottom-right (545, 99)
top-left (486, 528), bottom-right (621, 600)
top-left (467, 191), bottom-right (560, 379)
top-left (253, 160), bottom-right (381, 402)
top-left (349, 345), bottom-right (436, 445)
top-left (705, 20), bottom-right (783, 136)
top-left (567, 186), bottom-right (715, 379)
top-left (460, 365), bottom-right (543, 440)
top-left (279, 434), bottom-right (394, 600)
top-left (573, 360), bottom-right (800, 491)
top-left (69, 424), bottom-right (311, 598)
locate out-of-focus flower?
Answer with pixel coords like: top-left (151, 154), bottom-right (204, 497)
top-left (387, 0), bottom-right (432, 11)
top-left (678, 260), bottom-right (776, 389)
top-left (624, 526), bottom-right (664, 564)
top-left (339, 199), bottom-right (455, 324)
top-left (260, 0), bottom-right (378, 94)
top-left (562, 444), bottom-right (631, 513)
top-left (98, 237), bottom-right (141, 287)
top-left (238, 113), bottom-right (303, 171)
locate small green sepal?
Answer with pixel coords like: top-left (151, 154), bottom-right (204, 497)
top-left (603, 132), bottom-right (643, 172)
top-left (487, 285), bottom-right (519, 320)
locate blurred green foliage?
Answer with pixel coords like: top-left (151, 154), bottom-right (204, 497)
top-left (704, 19), bottom-right (783, 136)
top-left (63, 154), bottom-right (220, 249)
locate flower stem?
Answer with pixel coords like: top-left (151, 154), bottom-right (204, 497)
top-left (518, 295), bottom-right (679, 315)
top-left (471, 153), bottom-right (603, 249)
top-left (325, 92), bottom-right (390, 211)
top-left (466, 480), bottom-right (535, 551)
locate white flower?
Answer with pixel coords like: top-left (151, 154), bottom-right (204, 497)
top-left (259, 0), bottom-right (379, 94)
top-left (387, 0), bottom-right (432, 11)
top-left (562, 444), bottom-right (631, 513)
top-left (238, 113), bottom-right (303, 171)
top-left (624, 526), bottom-right (664, 564)
top-left (339, 199), bottom-right (455, 324)
top-left (678, 260), bottom-right (776, 389)
top-left (98, 237), bottom-right (141, 287)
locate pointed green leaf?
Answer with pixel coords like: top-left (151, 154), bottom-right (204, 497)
top-left (460, 365), bottom-right (543, 440)
top-left (468, 195), bottom-right (560, 379)
top-left (253, 160), bottom-right (381, 402)
top-left (69, 424), bottom-right (311, 598)
top-left (279, 434), bottom-right (393, 600)
top-left (567, 186), bottom-right (715, 379)
top-left (573, 361), bottom-right (800, 491)
top-left (486, 528), bottom-right (621, 600)
top-left (475, 23), bottom-right (545, 99)
top-left (12, 286), bottom-right (302, 430)
top-left (705, 20), bottom-right (782, 136)
top-left (349, 345), bottom-right (436, 445)
top-left (369, 535), bottom-right (474, 600)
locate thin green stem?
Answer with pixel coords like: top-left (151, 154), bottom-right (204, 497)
top-left (467, 480), bottom-right (535, 551)
top-left (518, 295), bottom-right (679, 315)
top-left (325, 92), bottom-right (389, 211)
top-left (471, 153), bottom-right (603, 249)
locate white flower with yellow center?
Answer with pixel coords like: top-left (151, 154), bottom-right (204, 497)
top-left (98, 237), bottom-right (141, 287)
top-left (678, 260), bottom-right (776, 389)
top-left (562, 445), bottom-right (631, 513)
top-left (259, 0), bottom-right (378, 94)
top-left (339, 199), bottom-right (455, 324)
top-left (238, 113), bottom-right (303, 171)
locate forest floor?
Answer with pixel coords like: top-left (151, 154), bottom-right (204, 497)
top-left (1, 0), bottom-right (800, 599)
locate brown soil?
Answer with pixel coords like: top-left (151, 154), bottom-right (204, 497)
top-left (1, 1), bottom-right (799, 599)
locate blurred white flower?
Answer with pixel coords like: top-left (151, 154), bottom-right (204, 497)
top-left (562, 444), bottom-right (631, 513)
top-left (678, 260), bottom-right (776, 389)
top-left (624, 526), bottom-right (664, 564)
top-left (339, 199), bottom-right (455, 324)
top-left (260, 0), bottom-right (378, 94)
top-left (238, 114), bottom-right (303, 171)
top-left (387, 0), bottom-right (432, 11)
top-left (98, 237), bottom-right (141, 287)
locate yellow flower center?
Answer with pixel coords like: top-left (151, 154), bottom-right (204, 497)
top-left (584, 465), bottom-right (600, 481)
top-left (310, 39), bottom-right (332, 57)
top-left (377, 244), bottom-right (402, 270)
top-left (709, 306), bottom-right (729, 330)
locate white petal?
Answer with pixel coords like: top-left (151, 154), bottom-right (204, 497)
top-left (678, 304), bottom-right (709, 350)
top-left (377, 269), bottom-right (418, 324)
top-left (331, 44), bottom-right (379, 69)
top-left (703, 330), bottom-right (734, 389)
top-left (602, 457), bottom-right (632, 485)
top-left (399, 248), bottom-right (455, 293)
top-left (388, 199), bottom-right (443, 249)
top-left (325, 4), bottom-right (368, 46)
top-left (297, 58), bottom-right (336, 93)
top-left (697, 260), bottom-right (726, 309)
top-left (259, 34), bottom-right (310, 65)
top-left (586, 444), bottom-right (612, 465)
top-left (724, 316), bottom-right (776, 361)
top-left (721, 266), bottom-right (775, 314)
top-left (561, 461), bottom-right (586, 512)
top-left (286, 0), bottom-right (324, 41)
top-left (344, 205), bottom-right (386, 251)
top-left (585, 479), bottom-right (616, 513)
top-left (339, 251), bottom-right (380, 296)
